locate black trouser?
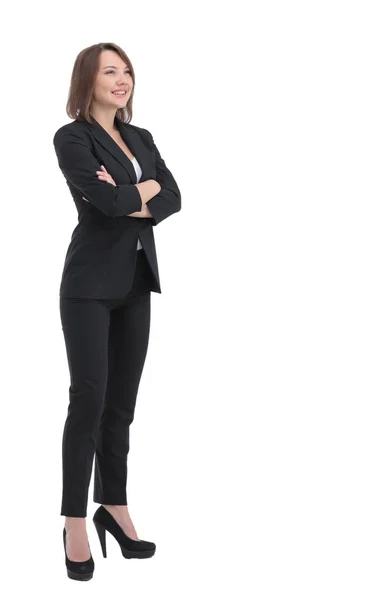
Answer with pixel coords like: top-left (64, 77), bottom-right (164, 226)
top-left (59, 249), bottom-right (154, 517)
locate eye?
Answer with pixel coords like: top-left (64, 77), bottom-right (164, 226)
top-left (105, 69), bottom-right (131, 76)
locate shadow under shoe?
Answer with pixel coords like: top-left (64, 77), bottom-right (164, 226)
top-left (93, 505), bottom-right (156, 559)
top-left (63, 527), bottom-right (95, 581)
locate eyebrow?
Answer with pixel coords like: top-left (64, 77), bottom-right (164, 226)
top-left (103, 65), bottom-right (130, 70)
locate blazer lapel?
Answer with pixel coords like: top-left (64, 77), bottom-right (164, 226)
top-left (87, 113), bottom-right (150, 184)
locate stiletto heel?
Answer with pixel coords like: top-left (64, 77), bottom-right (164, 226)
top-left (93, 505), bottom-right (156, 559)
top-left (93, 519), bottom-right (107, 557)
top-left (63, 527), bottom-right (94, 581)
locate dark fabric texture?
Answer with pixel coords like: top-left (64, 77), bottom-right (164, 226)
top-left (60, 249), bottom-right (153, 517)
top-left (53, 113), bottom-right (181, 298)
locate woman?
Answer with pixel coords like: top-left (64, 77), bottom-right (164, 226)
top-left (53, 42), bottom-right (181, 581)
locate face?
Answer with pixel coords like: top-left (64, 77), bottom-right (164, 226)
top-left (92, 50), bottom-right (133, 110)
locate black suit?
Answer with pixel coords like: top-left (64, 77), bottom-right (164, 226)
top-left (54, 114), bottom-right (181, 517)
top-left (53, 113), bottom-right (181, 298)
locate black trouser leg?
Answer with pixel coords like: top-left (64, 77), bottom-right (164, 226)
top-left (59, 249), bottom-right (153, 517)
top-left (93, 290), bottom-right (151, 506)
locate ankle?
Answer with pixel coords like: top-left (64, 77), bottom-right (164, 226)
top-left (65, 516), bottom-right (87, 531)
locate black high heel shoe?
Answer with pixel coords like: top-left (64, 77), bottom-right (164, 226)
top-left (93, 505), bottom-right (156, 559)
top-left (63, 527), bottom-right (95, 581)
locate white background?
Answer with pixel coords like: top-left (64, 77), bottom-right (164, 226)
top-left (0, 0), bottom-right (373, 598)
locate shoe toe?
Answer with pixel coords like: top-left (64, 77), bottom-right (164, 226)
top-left (141, 540), bottom-right (156, 551)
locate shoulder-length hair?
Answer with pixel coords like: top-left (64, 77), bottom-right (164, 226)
top-left (66, 42), bottom-right (135, 124)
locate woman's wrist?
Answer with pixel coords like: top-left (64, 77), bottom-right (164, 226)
top-left (128, 203), bottom-right (153, 218)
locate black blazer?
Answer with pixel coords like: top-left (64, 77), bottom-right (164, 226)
top-left (53, 113), bottom-right (181, 298)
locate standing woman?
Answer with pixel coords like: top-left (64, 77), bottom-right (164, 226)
top-left (53, 42), bottom-right (181, 581)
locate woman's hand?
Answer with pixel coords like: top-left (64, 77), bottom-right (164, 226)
top-left (96, 165), bottom-right (116, 186)
top-left (81, 165), bottom-right (116, 203)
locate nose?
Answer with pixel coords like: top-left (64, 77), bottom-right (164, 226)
top-left (117, 75), bottom-right (131, 87)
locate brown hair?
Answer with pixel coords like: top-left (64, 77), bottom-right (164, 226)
top-left (66, 42), bottom-right (135, 124)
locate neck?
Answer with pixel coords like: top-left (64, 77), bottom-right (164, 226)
top-left (89, 107), bottom-right (118, 134)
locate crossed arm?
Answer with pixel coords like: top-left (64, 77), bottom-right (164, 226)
top-left (53, 126), bottom-right (181, 225)
top-left (137, 127), bottom-right (182, 226)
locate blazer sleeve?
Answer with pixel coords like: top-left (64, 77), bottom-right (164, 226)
top-left (53, 127), bottom-right (143, 218)
top-left (140, 128), bottom-right (182, 226)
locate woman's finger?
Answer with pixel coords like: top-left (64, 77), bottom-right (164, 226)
top-left (96, 169), bottom-right (115, 185)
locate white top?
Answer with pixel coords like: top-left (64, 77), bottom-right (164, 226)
top-left (132, 156), bottom-right (143, 251)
